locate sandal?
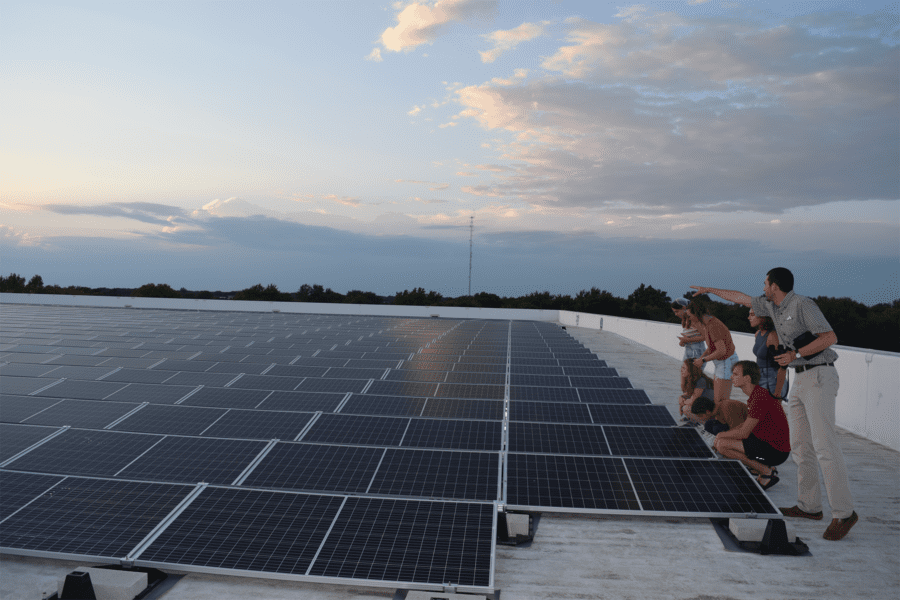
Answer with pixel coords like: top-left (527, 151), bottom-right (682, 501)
top-left (757, 471), bottom-right (780, 490)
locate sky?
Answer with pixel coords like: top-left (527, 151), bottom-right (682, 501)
top-left (2, 0), bottom-right (898, 304)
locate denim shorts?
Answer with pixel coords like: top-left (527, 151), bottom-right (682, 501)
top-left (713, 353), bottom-right (739, 379)
top-left (683, 341), bottom-right (706, 360)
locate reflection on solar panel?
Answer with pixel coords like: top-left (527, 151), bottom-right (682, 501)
top-left (0, 303), bottom-right (780, 595)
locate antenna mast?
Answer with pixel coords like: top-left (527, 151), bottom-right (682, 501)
top-left (468, 216), bottom-right (474, 296)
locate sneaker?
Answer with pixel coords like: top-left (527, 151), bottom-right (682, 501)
top-left (779, 505), bottom-right (824, 520)
top-left (823, 511), bottom-right (859, 541)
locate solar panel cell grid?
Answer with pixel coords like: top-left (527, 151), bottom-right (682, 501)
top-left (0, 478), bottom-right (194, 558)
top-left (507, 454), bottom-right (640, 510)
top-left (136, 487), bottom-right (344, 575)
top-left (116, 436), bottom-right (267, 485)
top-left (199, 409), bottom-right (313, 439)
top-left (111, 404), bottom-right (227, 436)
top-left (242, 443), bottom-right (383, 493)
top-left (301, 414), bottom-right (409, 446)
top-left (307, 497), bottom-right (493, 587)
top-left (0, 470), bottom-right (65, 520)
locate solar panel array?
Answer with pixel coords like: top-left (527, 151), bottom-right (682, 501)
top-left (0, 303), bottom-right (779, 593)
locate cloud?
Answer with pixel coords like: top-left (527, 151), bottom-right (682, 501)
top-left (42, 202), bottom-right (189, 226)
top-left (0, 224), bottom-right (43, 247)
top-left (365, 48), bottom-right (383, 62)
top-left (395, 179), bottom-right (450, 191)
top-left (378, 0), bottom-right (497, 53)
top-left (413, 197), bottom-right (449, 204)
top-left (408, 105), bottom-right (423, 116)
top-left (480, 22), bottom-right (545, 63)
top-left (323, 194), bottom-right (362, 207)
top-left (449, 8), bottom-right (899, 213)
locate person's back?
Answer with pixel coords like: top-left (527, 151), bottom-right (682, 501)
top-left (717, 398), bottom-right (748, 431)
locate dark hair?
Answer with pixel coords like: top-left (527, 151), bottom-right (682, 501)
top-left (766, 267), bottom-right (794, 293)
top-left (691, 396), bottom-right (715, 415)
top-left (753, 313), bottom-right (775, 332)
top-left (733, 360), bottom-right (761, 385)
top-left (682, 359), bottom-right (714, 394)
top-left (687, 294), bottom-right (713, 320)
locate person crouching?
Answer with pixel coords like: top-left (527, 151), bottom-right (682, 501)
top-left (712, 360), bottom-right (791, 490)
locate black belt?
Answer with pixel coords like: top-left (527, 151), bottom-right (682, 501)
top-left (794, 362), bottom-right (834, 373)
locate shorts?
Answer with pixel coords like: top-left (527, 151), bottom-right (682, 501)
top-left (713, 353), bottom-right (739, 379)
top-left (743, 433), bottom-right (789, 467)
top-left (683, 341), bottom-right (706, 360)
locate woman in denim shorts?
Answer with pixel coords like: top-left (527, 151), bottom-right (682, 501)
top-left (672, 298), bottom-right (706, 361)
top-left (687, 295), bottom-right (738, 408)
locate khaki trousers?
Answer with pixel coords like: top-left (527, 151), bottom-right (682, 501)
top-left (788, 365), bottom-right (854, 519)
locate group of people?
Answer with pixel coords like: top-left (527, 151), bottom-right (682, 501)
top-left (670, 268), bottom-right (857, 541)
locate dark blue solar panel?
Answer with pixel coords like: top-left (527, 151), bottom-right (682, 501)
top-left (301, 414), bottom-right (409, 446)
top-left (509, 401), bottom-right (593, 423)
top-left (420, 398), bottom-right (503, 420)
top-left (340, 394), bottom-right (425, 417)
top-left (257, 390), bottom-right (345, 412)
top-left (507, 454), bottom-right (640, 510)
top-left (199, 409), bottom-right (313, 439)
top-left (0, 470), bottom-right (65, 520)
top-left (116, 436), bottom-right (267, 484)
top-left (0, 423), bottom-right (61, 462)
top-left (366, 380), bottom-right (438, 397)
top-left (570, 376), bottom-right (632, 389)
top-left (104, 383), bottom-right (197, 404)
top-left (179, 387), bottom-right (272, 409)
top-left (20, 399), bottom-right (139, 429)
top-left (0, 396), bottom-right (61, 423)
top-left (0, 477), bottom-right (193, 557)
top-left (604, 426), bottom-right (714, 458)
top-left (588, 404), bottom-right (676, 426)
top-left (242, 443), bottom-right (383, 493)
top-left (307, 497), bottom-right (493, 587)
top-left (296, 378), bottom-right (367, 394)
top-left (229, 374), bottom-right (305, 391)
top-left (578, 388), bottom-right (650, 404)
top-left (626, 458), bottom-right (779, 514)
top-left (435, 383), bottom-right (504, 400)
top-left (367, 449), bottom-right (498, 501)
top-left (403, 419), bottom-right (501, 451)
top-left (110, 404), bottom-right (227, 436)
top-left (509, 386), bottom-right (579, 402)
top-left (136, 488), bottom-right (344, 575)
top-left (508, 422), bottom-right (610, 455)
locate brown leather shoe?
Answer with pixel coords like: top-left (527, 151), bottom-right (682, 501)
top-left (823, 511), bottom-right (859, 541)
top-left (779, 505), bottom-right (824, 520)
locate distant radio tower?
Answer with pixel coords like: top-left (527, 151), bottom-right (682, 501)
top-left (468, 216), bottom-right (474, 296)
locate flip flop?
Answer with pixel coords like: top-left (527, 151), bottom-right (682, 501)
top-left (758, 472), bottom-right (780, 490)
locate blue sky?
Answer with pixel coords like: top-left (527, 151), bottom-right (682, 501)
top-left (2, 0), bottom-right (898, 303)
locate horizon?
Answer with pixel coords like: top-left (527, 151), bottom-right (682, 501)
top-left (2, 1), bottom-right (897, 306)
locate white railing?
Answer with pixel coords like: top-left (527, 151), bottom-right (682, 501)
top-left (3, 294), bottom-right (896, 451)
top-left (559, 310), bottom-right (900, 453)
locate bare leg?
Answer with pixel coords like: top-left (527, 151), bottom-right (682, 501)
top-left (714, 377), bottom-right (732, 406)
top-left (715, 438), bottom-right (772, 476)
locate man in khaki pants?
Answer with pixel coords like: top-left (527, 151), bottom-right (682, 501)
top-left (692, 267), bottom-right (858, 541)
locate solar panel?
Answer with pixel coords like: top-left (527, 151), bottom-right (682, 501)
top-left (229, 374), bottom-right (305, 391)
top-left (296, 378), bottom-right (367, 394)
top-left (578, 388), bottom-right (651, 404)
top-left (198, 409), bottom-right (313, 439)
top-left (435, 383), bottom-right (504, 400)
top-left (135, 487), bottom-right (344, 575)
top-left (604, 426), bottom-right (714, 458)
top-left (19, 399), bottom-right (139, 429)
top-left (0, 477), bottom-right (194, 557)
top-left (588, 404), bottom-right (676, 426)
top-left (625, 458), bottom-right (780, 515)
top-left (179, 387), bottom-right (272, 409)
top-left (301, 414), bottom-right (409, 446)
top-left (242, 443), bottom-right (383, 493)
top-left (2, 376), bottom-right (60, 396)
top-left (307, 497), bottom-right (494, 588)
top-left (420, 398), bottom-right (503, 420)
top-left (402, 419), bottom-right (501, 451)
top-left (570, 376), bottom-right (632, 389)
top-left (340, 394), bottom-right (426, 417)
top-left (104, 383), bottom-right (197, 404)
top-left (0, 396), bottom-right (62, 423)
top-left (508, 422), bottom-right (610, 455)
top-left (100, 368), bottom-right (179, 384)
top-left (110, 404), bottom-right (227, 436)
top-left (506, 454), bottom-right (640, 511)
top-left (0, 363), bottom-right (59, 377)
top-left (367, 448), bottom-right (499, 501)
top-left (33, 379), bottom-right (128, 400)
top-left (257, 390), bottom-right (345, 412)
top-left (160, 371), bottom-right (236, 387)
top-left (116, 436), bottom-right (267, 484)
top-left (367, 380), bottom-right (438, 397)
top-left (3, 428), bottom-right (162, 477)
top-left (509, 401), bottom-right (593, 424)
top-left (0, 470), bottom-right (65, 520)
top-left (509, 386), bottom-right (579, 403)
top-left (0, 423), bottom-right (61, 462)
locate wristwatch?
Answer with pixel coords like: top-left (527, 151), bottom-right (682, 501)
top-left (795, 351), bottom-right (802, 360)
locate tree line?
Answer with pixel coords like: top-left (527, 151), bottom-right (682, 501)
top-left (2, 274), bottom-right (897, 353)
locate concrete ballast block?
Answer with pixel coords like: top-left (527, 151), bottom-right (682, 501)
top-left (729, 519), bottom-right (797, 543)
top-left (406, 592), bottom-right (488, 600)
top-left (58, 567), bottom-right (147, 600)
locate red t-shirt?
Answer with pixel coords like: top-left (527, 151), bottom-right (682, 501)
top-left (748, 385), bottom-right (791, 452)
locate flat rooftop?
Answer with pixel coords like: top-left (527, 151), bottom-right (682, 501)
top-left (1, 311), bottom-right (897, 600)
